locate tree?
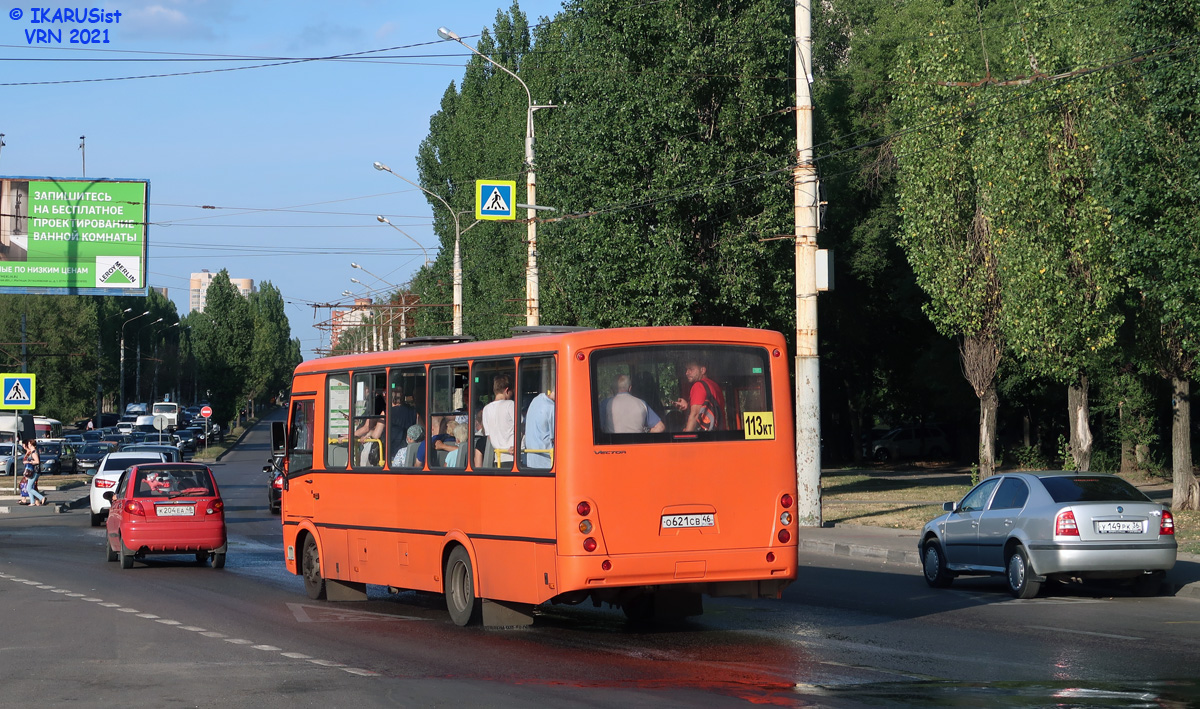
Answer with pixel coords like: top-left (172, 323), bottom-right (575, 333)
top-left (1095, 0), bottom-right (1200, 508)
top-left (0, 294), bottom-right (98, 422)
top-left (192, 270), bottom-right (252, 424)
top-left (248, 281), bottom-right (295, 402)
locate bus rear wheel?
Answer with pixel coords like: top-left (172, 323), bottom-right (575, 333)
top-left (302, 535), bottom-right (326, 600)
top-left (444, 546), bottom-right (480, 626)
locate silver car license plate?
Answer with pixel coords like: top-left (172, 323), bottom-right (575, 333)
top-left (156, 505), bottom-right (195, 517)
top-left (1096, 520), bottom-right (1143, 534)
top-left (661, 514), bottom-right (715, 529)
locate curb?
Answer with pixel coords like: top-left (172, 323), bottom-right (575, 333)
top-left (799, 537), bottom-right (919, 566)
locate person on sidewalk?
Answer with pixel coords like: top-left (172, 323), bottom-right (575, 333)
top-left (22, 439), bottom-right (46, 506)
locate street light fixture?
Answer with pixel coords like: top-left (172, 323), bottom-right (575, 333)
top-left (135, 317), bottom-right (165, 404)
top-left (119, 310), bottom-right (150, 414)
top-left (97, 306), bottom-right (133, 428)
top-left (376, 216), bottom-right (430, 266)
top-left (437, 25), bottom-right (555, 326)
top-left (373, 161), bottom-right (464, 336)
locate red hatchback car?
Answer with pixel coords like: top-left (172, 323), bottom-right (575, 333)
top-left (104, 463), bottom-right (228, 569)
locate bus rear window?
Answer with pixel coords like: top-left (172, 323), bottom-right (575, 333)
top-left (591, 345), bottom-right (772, 444)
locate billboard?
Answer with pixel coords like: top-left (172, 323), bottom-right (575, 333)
top-left (0, 176), bottom-right (149, 296)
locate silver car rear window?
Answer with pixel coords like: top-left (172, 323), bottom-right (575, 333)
top-left (1039, 476), bottom-right (1149, 503)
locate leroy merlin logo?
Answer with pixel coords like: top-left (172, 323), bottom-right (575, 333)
top-left (95, 256), bottom-right (141, 288)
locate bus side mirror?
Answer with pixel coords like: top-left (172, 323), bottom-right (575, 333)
top-left (271, 420), bottom-right (286, 453)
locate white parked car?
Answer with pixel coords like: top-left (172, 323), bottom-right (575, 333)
top-left (0, 442), bottom-right (23, 476)
top-left (89, 451), bottom-right (166, 526)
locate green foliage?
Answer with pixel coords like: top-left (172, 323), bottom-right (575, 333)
top-left (1057, 434), bottom-right (1076, 471)
top-left (248, 282), bottom-right (296, 400)
top-left (0, 294), bottom-right (98, 422)
top-left (192, 270), bottom-right (252, 424)
top-left (1008, 444), bottom-right (1050, 471)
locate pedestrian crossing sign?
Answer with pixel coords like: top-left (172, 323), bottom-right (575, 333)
top-left (1, 374), bottom-right (36, 410)
top-left (475, 180), bottom-right (517, 221)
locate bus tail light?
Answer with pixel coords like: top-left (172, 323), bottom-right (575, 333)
top-left (1161, 510), bottom-right (1175, 535)
top-left (766, 552), bottom-right (775, 563)
top-left (777, 529), bottom-right (791, 544)
top-left (124, 500), bottom-right (145, 516)
top-left (601, 560), bottom-right (611, 571)
top-left (780, 511), bottom-right (792, 526)
top-left (583, 537), bottom-right (597, 552)
top-left (577, 501), bottom-right (591, 516)
top-left (579, 520), bottom-right (593, 534)
top-left (781, 494), bottom-right (794, 509)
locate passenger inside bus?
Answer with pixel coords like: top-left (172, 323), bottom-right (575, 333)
top-left (522, 387), bottom-right (555, 468)
top-left (481, 374), bottom-right (515, 465)
top-left (445, 421), bottom-right (470, 468)
top-left (388, 389), bottom-right (417, 464)
top-left (431, 415), bottom-right (459, 466)
top-left (354, 393), bottom-right (386, 466)
top-left (600, 374), bottom-right (665, 434)
top-left (675, 358), bottom-right (727, 432)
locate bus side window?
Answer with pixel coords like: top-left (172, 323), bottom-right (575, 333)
top-left (288, 400), bottom-right (314, 477)
top-left (472, 359), bottom-right (516, 470)
top-left (351, 370), bottom-right (387, 469)
top-left (518, 356), bottom-right (555, 470)
top-left (430, 363), bottom-right (470, 469)
top-left (326, 373), bottom-right (351, 469)
top-left (387, 366), bottom-right (425, 468)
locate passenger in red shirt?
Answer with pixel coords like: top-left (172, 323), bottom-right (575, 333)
top-left (674, 359), bottom-right (726, 432)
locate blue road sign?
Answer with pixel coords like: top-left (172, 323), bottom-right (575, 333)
top-left (475, 180), bottom-right (517, 220)
top-left (1, 374), bottom-right (36, 410)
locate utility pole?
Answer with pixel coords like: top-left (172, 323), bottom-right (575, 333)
top-left (794, 0), bottom-right (822, 526)
top-left (79, 135), bottom-right (86, 177)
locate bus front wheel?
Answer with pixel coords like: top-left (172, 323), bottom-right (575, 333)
top-left (444, 546), bottom-right (480, 626)
top-left (302, 535), bottom-right (326, 600)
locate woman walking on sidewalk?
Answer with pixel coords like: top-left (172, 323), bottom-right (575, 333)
top-left (22, 439), bottom-right (46, 506)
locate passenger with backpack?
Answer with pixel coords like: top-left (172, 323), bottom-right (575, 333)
top-left (674, 358), bottom-right (727, 432)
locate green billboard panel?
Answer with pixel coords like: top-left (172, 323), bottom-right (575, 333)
top-left (0, 176), bottom-right (149, 296)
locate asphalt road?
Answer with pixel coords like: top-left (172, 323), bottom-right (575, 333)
top-left (2, 413), bottom-right (1199, 707)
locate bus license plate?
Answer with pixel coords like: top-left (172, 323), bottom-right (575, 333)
top-left (661, 514), bottom-right (715, 529)
top-left (1096, 520), bottom-right (1143, 534)
top-left (156, 505), bottom-right (195, 517)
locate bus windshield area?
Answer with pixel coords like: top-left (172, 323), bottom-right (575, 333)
top-left (590, 345), bottom-right (773, 444)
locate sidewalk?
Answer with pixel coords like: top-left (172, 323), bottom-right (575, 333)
top-left (793, 523), bottom-right (1200, 600)
top-left (0, 480), bottom-right (90, 516)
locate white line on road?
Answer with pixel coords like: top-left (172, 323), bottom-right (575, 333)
top-left (1026, 625), bottom-right (1144, 641)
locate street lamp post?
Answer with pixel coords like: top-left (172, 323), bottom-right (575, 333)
top-left (150, 322), bottom-right (179, 403)
top-left (373, 161), bottom-right (464, 336)
top-left (375, 216), bottom-right (430, 266)
top-left (97, 307), bottom-right (133, 428)
top-left (119, 310), bottom-right (150, 415)
top-left (135, 317), bottom-right (164, 404)
top-left (437, 25), bottom-right (554, 326)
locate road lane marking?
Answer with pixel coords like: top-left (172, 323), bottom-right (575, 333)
top-left (343, 668), bottom-right (380, 676)
top-left (1026, 625), bottom-right (1143, 640)
top-left (8, 569), bottom-right (378, 680)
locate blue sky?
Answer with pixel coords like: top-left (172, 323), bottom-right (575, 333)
top-left (0, 0), bottom-right (565, 358)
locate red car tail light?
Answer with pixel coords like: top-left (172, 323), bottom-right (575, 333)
top-left (123, 500), bottom-right (145, 516)
top-left (206, 499), bottom-right (224, 515)
top-left (1055, 510), bottom-right (1079, 536)
top-left (1161, 510), bottom-right (1175, 535)
top-left (95, 478), bottom-right (117, 489)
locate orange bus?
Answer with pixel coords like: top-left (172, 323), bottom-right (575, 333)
top-left (279, 326), bottom-right (797, 626)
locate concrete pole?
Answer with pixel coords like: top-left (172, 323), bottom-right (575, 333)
top-left (525, 107), bottom-right (539, 326)
top-left (794, 0), bottom-right (822, 526)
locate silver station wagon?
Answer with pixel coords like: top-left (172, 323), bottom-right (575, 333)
top-left (920, 472), bottom-right (1176, 598)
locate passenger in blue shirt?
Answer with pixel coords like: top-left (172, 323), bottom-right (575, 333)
top-left (523, 389), bottom-right (555, 468)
